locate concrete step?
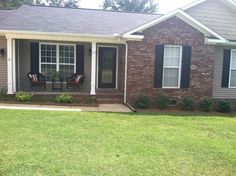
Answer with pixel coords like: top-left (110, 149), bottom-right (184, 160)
top-left (96, 93), bottom-right (124, 104)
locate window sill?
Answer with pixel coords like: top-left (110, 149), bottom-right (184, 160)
top-left (162, 87), bottom-right (180, 89)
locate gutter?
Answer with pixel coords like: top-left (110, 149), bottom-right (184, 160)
top-left (1, 30), bottom-right (115, 39)
top-left (206, 38), bottom-right (236, 46)
top-left (1, 30), bottom-right (144, 42)
top-left (122, 42), bottom-right (128, 104)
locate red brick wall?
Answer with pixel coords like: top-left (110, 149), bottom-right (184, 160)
top-left (126, 17), bottom-right (215, 104)
top-left (118, 44), bottom-right (125, 92)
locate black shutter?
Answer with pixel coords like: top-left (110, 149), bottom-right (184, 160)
top-left (222, 49), bottom-right (231, 88)
top-left (30, 43), bottom-right (39, 73)
top-left (76, 45), bottom-right (85, 74)
top-left (181, 46), bottom-right (192, 88)
top-left (154, 45), bottom-right (164, 88)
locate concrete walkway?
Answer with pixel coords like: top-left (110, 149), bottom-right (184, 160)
top-left (0, 103), bottom-right (131, 112)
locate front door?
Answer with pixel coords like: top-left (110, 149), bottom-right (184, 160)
top-left (98, 47), bottom-right (117, 88)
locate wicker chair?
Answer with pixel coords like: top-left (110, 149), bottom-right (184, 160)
top-left (27, 72), bottom-right (46, 91)
top-left (66, 73), bottom-right (84, 91)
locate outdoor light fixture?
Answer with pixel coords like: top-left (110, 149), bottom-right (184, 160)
top-left (0, 48), bottom-right (4, 57)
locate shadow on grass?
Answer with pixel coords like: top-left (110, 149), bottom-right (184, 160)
top-left (99, 111), bottom-right (236, 118)
top-left (0, 108), bottom-right (235, 118)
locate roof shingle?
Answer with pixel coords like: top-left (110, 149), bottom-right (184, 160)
top-left (0, 5), bottom-right (161, 36)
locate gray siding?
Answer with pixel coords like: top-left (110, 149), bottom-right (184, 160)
top-left (186, 0), bottom-right (236, 40)
top-left (0, 36), bottom-right (7, 90)
top-left (17, 40), bottom-right (92, 92)
top-left (213, 46), bottom-right (236, 99)
top-left (18, 40), bottom-right (31, 91)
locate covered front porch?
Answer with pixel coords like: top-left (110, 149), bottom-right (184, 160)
top-left (6, 34), bottom-right (127, 100)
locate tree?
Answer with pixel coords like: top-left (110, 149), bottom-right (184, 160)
top-left (0, 0), bottom-right (80, 9)
top-left (35, 0), bottom-right (80, 8)
top-left (0, 0), bottom-right (33, 9)
top-left (102, 0), bottom-right (158, 13)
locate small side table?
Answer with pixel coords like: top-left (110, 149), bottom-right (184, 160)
top-left (52, 80), bottom-right (63, 92)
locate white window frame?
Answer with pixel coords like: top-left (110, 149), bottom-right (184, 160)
top-left (162, 45), bottom-right (182, 89)
top-left (39, 42), bottom-right (76, 82)
top-left (229, 49), bottom-right (236, 88)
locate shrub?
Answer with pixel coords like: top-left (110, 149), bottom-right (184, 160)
top-left (134, 95), bottom-right (150, 109)
top-left (15, 92), bottom-right (32, 102)
top-left (0, 88), bottom-right (7, 95)
top-left (218, 100), bottom-right (232, 113)
top-left (156, 92), bottom-right (169, 110)
top-left (56, 94), bottom-right (73, 104)
top-left (199, 97), bottom-right (213, 112)
top-left (181, 97), bottom-right (195, 111)
top-left (0, 88), bottom-right (7, 100)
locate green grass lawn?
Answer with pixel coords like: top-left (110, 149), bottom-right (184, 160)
top-left (0, 110), bottom-right (235, 176)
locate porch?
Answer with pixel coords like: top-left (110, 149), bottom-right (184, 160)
top-left (6, 35), bottom-right (126, 102)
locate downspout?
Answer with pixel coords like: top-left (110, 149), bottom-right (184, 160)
top-left (122, 42), bottom-right (128, 104)
top-left (121, 41), bottom-right (137, 112)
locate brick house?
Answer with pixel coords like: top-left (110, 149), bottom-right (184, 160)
top-left (0, 0), bottom-right (235, 105)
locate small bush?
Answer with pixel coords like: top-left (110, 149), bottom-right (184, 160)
top-left (156, 92), bottom-right (169, 110)
top-left (56, 94), bottom-right (73, 104)
top-left (0, 88), bottom-right (7, 100)
top-left (134, 95), bottom-right (150, 109)
top-left (16, 92), bottom-right (32, 102)
top-left (0, 88), bottom-right (7, 95)
top-left (218, 100), bottom-right (232, 113)
top-left (181, 97), bottom-right (195, 111)
top-left (199, 97), bottom-right (213, 112)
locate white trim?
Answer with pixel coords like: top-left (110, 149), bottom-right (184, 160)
top-left (122, 34), bottom-right (144, 41)
top-left (90, 42), bottom-right (97, 95)
top-left (39, 42), bottom-right (76, 81)
top-left (5, 33), bottom-right (129, 44)
top-left (97, 45), bottom-right (119, 89)
top-left (162, 45), bottom-right (182, 89)
top-left (206, 38), bottom-right (236, 46)
top-left (17, 40), bottom-right (20, 91)
top-left (2, 30), bottom-right (144, 42)
top-left (123, 42), bottom-right (128, 103)
top-left (7, 38), bottom-right (13, 94)
top-left (12, 39), bottom-right (16, 93)
top-left (122, 9), bottom-right (226, 42)
top-left (229, 49), bottom-right (236, 88)
top-left (56, 45), bottom-right (59, 72)
top-left (3, 30), bottom-right (116, 39)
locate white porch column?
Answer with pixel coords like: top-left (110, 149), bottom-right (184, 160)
top-left (12, 39), bottom-right (16, 93)
top-left (90, 42), bottom-right (97, 95)
top-left (7, 37), bottom-right (13, 94)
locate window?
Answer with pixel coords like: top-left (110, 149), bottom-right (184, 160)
top-left (40, 43), bottom-right (76, 81)
top-left (163, 45), bottom-right (182, 88)
top-left (230, 50), bottom-right (236, 87)
top-left (59, 45), bottom-right (76, 81)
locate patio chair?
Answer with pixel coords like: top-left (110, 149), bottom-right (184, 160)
top-left (27, 72), bottom-right (46, 91)
top-left (66, 73), bottom-right (84, 91)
